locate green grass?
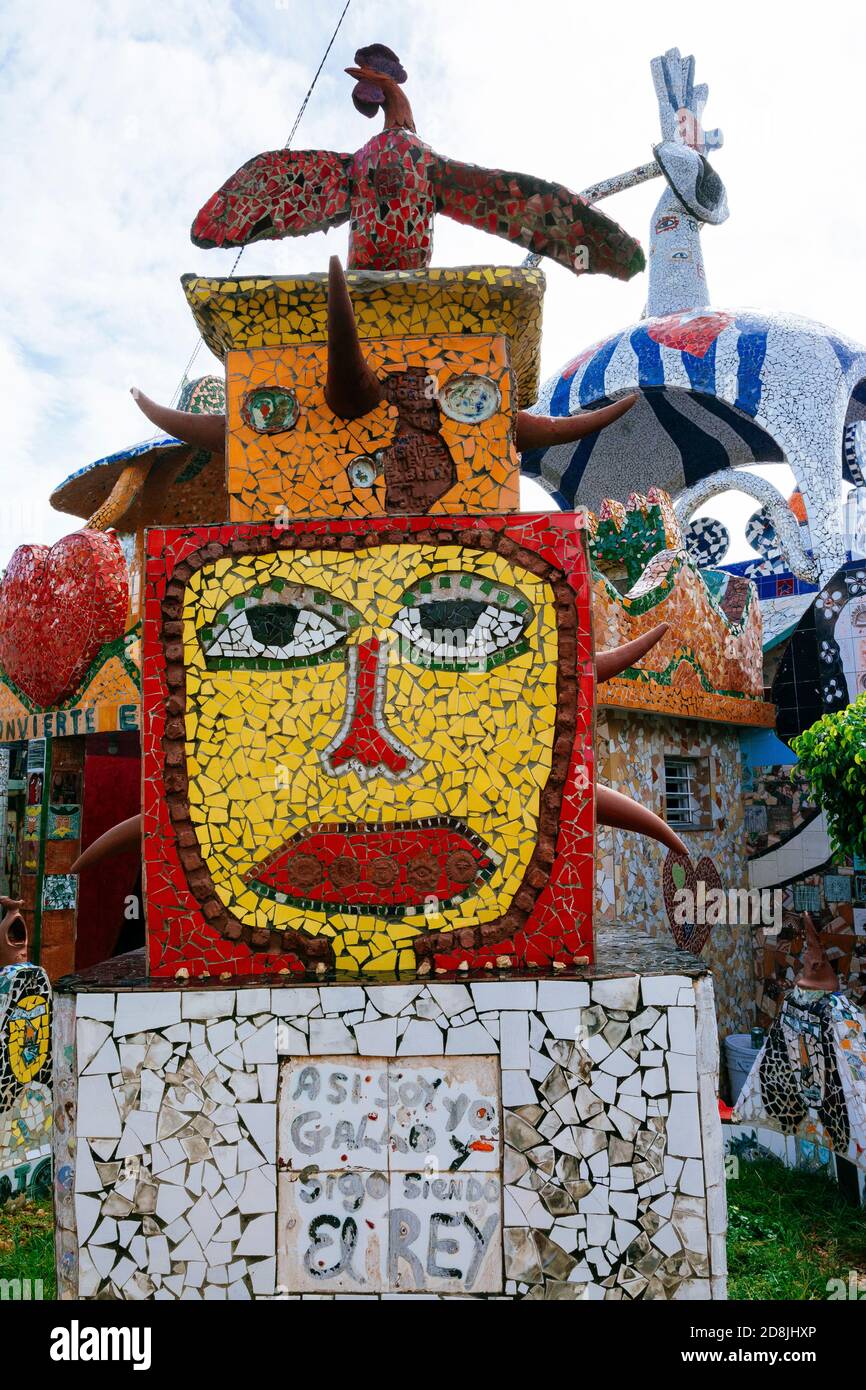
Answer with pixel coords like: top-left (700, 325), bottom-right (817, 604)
top-left (727, 1157), bottom-right (866, 1299)
top-left (0, 1195), bottom-right (55, 1298)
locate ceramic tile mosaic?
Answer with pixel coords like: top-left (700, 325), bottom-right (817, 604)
top-left (733, 987), bottom-right (866, 1171)
top-left (0, 963), bottom-right (52, 1202)
top-left (742, 763), bottom-right (817, 858)
top-left (0, 628), bottom-right (140, 741)
top-left (750, 896), bottom-right (866, 1030)
top-left (42, 873), bottom-right (78, 913)
top-left (143, 515), bottom-right (594, 979)
top-left (594, 712), bottom-right (755, 1036)
top-left (225, 335), bottom-right (519, 521)
top-left (588, 489), bottom-right (774, 728)
top-left (523, 47), bottom-right (860, 597)
top-left (723, 1123), bottom-right (866, 1207)
top-left (53, 964), bottom-right (726, 1300)
top-left (683, 516), bottom-right (730, 569)
top-left (51, 375), bottom-right (228, 530)
top-left (740, 545), bottom-right (866, 1027)
top-left (774, 556), bottom-right (866, 727)
top-left (46, 808), bottom-right (81, 844)
top-left (183, 268), bottom-right (545, 410)
top-left (190, 45), bottom-right (643, 283)
top-left (0, 530), bottom-right (129, 711)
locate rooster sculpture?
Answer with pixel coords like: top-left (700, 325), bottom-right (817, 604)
top-left (191, 43), bottom-right (644, 281)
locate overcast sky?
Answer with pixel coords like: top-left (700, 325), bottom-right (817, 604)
top-left (2, 0), bottom-right (865, 569)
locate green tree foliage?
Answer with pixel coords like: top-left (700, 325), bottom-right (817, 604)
top-left (791, 692), bottom-right (866, 860)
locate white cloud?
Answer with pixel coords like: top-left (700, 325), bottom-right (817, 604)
top-left (1, 0), bottom-right (864, 567)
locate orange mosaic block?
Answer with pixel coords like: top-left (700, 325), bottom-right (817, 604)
top-left (182, 267), bottom-right (545, 405)
top-left (226, 335), bottom-right (519, 521)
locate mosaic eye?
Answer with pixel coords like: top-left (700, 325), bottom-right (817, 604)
top-left (437, 374), bottom-right (500, 424)
top-left (202, 585), bottom-right (359, 669)
top-left (391, 573), bottom-right (533, 671)
top-left (241, 387), bottom-right (300, 433)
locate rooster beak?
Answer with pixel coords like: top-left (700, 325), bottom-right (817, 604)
top-left (345, 65), bottom-right (387, 84)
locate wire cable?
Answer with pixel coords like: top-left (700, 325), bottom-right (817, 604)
top-left (168, 0), bottom-right (354, 407)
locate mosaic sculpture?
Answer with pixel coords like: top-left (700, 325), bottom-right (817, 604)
top-left (74, 244), bottom-right (683, 981)
top-left (733, 916), bottom-right (866, 1169)
top-left (133, 262), bottom-right (636, 523)
top-left (191, 44), bottom-right (644, 282)
top-left (0, 962), bottom-right (52, 1203)
top-left (82, 239), bottom-right (681, 980)
top-left (0, 530), bottom-right (128, 709)
top-left (588, 487), bottom-right (772, 727)
top-left (49, 375), bottom-right (228, 623)
top-left (46, 37), bottom-right (732, 1305)
top-left (525, 47), bottom-right (866, 593)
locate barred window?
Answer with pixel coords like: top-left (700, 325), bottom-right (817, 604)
top-left (664, 756), bottom-right (710, 829)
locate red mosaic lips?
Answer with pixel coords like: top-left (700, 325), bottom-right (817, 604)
top-left (0, 530), bottom-right (128, 708)
top-left (246, 818), bottom-right (500, 913)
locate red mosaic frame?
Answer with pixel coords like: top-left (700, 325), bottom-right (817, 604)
top-left (143, 515), bottom-right (595, 977)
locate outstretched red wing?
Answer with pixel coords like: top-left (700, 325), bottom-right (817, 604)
top-left (191, 149), bottom-right (353, 249)
top-left (432, 155), bottom-right (644, 280)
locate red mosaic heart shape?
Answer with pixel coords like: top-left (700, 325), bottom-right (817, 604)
top-left (647, 310), bottom-right (733, 359)
top-left (663, 851), bottom-right (723, 955)
top-left (0, 530), bottom-right (128, 708)
top-left (663, 851), bottom-right (698, 951)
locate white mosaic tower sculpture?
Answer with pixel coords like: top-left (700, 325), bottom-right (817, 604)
top-left (645, 49), bottom-right (727, 318)
top-left (527, 46), bottom-right (861, 606)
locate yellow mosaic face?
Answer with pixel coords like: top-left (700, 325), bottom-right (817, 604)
top-left (226, 336), bottom-right (519, 520)
top-left (183, 544), bottom-right (558, 971)
top-left (6, 993), bottom-right (49, 1084)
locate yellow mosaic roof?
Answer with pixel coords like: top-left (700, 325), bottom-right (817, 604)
top-left (181, 265), bottom-right (546, 408)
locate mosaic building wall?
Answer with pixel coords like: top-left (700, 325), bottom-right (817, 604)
top-left (587, 488), bottom-right (772, 728)
top-left (585, 490), bottom-right (765, 1037)
top-left (595, 711), bottom-right (754, 1036)
top-left (742, 545), bottom-right (866, 1029)
top-left (0, 963), bottom-right (52, 1202)
top-left (0, 576), bottom-right (140, 978)
top-left (53, 957), bottom-right (725, 1300)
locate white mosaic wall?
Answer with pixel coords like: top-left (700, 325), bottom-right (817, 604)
top-left (53, 973), bottom-right (726, 1300)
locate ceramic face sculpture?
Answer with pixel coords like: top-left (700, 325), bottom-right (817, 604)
top-left (144, 514), bottom-right (596, 977)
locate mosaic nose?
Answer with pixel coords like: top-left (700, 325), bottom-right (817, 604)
top-left (320, 636), bottom-right (424, 782)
